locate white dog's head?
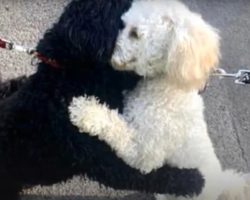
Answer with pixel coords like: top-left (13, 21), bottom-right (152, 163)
top-left (111, 0), bottom-right (220, 90)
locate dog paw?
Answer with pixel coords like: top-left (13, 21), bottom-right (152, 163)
top-left (69, 96), bottom-right (112, 136)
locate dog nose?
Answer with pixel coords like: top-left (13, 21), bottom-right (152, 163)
top-left (111, 58), bottom-right (126, 69)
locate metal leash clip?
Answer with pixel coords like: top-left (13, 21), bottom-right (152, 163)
top-left (213, 68), bottom-right (250, 85)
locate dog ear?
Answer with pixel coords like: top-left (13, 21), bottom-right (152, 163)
top-left (165, 15), bottom-right (220, 90)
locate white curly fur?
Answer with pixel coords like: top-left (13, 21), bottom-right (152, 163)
top-left (69, 0), bottom-right (250, 199)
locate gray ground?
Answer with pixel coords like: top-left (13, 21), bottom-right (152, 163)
top-left (0, 0), bottom-right (250, 199)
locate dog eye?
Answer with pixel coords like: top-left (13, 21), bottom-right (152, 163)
top-left (129, 27), bottom-right (140, 39)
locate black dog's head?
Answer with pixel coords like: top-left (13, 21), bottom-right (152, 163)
top-left (37, 0), bottom-right (133, 69)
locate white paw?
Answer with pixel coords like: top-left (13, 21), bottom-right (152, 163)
top-left (69, 96), bottom-right (111, 136)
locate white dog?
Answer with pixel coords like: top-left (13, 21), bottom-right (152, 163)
top-left (69, 0), bottom-right (250, 199)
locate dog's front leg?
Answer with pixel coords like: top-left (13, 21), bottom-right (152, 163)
top-left (69, 96), bottom-right (145, 171)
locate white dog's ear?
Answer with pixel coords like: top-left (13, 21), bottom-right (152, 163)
top-left (165, 15), bottom-right (220, 90)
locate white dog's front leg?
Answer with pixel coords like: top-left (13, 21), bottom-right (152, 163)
top-left (69, 96), bottom-right (116, 136)
top-left (69, 96), bottom-right (142, 168)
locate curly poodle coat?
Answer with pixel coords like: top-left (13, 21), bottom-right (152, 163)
top-left (0, 0), bottom-right (204, 199)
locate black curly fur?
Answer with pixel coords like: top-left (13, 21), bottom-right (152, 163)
top-left (0, 76), bottom-right (28, 99)
top-left (0, 0), bottom-right (204, 199)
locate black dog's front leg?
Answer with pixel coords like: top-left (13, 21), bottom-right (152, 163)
top-left (85, 153), bottom-right (204, 196)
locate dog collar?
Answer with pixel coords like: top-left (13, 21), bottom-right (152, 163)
top-left (31, 52), bottom-right (60, 69)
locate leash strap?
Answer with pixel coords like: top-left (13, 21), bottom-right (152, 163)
top-left (213, 68), bottom-right (250, 85)
top-left (0, 38), bottom-right (34, 54)
top-left (0, 38), bottom-right (60, 68)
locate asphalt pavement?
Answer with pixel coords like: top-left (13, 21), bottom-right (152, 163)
top-left (0, 0), bottom-right (250, 199)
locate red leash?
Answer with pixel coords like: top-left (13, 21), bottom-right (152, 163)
top-left (0, 38), bottom-right (60, 69)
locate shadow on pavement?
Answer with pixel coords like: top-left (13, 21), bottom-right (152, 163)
top-left (21, 193), bottom-right (155, 200)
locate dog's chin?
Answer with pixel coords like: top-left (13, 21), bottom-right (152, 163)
top-left (110, 59), bottom-right (133, 72)
top-left (112, 64), bottom-right (127, 71)
top-left (111, 61), bottom-right (155, 77)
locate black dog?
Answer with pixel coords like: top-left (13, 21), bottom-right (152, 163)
top-left (0, 0), bottom-right (204, 199)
